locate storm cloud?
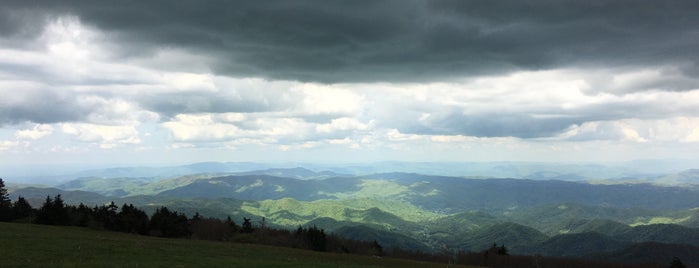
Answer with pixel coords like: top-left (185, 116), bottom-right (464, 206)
top-left (1, 1), bottom-right (699, 164)
top-left (2, 0), bottom-right (698, 85)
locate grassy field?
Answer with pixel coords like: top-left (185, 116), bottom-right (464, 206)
top-left (1, 222), bottom-right (476, 267)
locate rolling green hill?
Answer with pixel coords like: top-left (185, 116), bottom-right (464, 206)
top-left (616, 224), bottom-right (699, 246)
top-left (453, 222), bottom-right (549, 253)
top-left (553, 218), bottom-right (631, 236)
top-left (56, 172), bottom-right (699, 212)
top-left (500, 203), bottom-right (660, 235)
top-left (8, 187), bottom-right (110, 206)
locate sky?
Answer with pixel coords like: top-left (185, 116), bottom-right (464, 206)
top-left (2, 1), bottom-right (699, 170)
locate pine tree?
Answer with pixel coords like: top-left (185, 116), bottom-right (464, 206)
top-left (116, 204), bottom-right (149, 234)
top-left (35, 195), bottom-right (70, 225)
top-left (241, 217), bottom-right (254, 233)
top-left (149, 206), bottom-right (190, 237)
top-left (0, 178), bottom-right (12, 221)
top-left (371, 240), bottom-right (384, 256)
top-left (34, 195), bottom-right (54, 224)
top-left (0, 178), bottom-right (10, 208)
top-left (52, 194), bottom-right (70, 225)
top-left (12, 196), bottom-right (34, 219)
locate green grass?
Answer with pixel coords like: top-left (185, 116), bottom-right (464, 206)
top-left (1, 222), bottom-right (476, 267)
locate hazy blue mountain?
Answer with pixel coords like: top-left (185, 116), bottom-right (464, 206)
top-left (616, 224), bottom-right (699, 246)
top-left (652, 169), bottom-right (699, 186)
top-left (8, 187), bottom-right (110, 207)
top-left (156, 175), bottom-right (329, 201)
top-left (428, 211), bottom-right (502, 237)
top-left (553, 218), bottom-right (632, 237)
top-left (367, 173), bottom-right (699, 211)
top-left (500, 203), bottom-right (659, 235)
top-left (58, 177), bottom-right (153, 197)
top-left (57, 171), bottom-right (699, 213)
top-left (532, 232), bottom-right (631, 257)
top-left (454, 222), bottom-right (549, 253)
top-left (237, 167), bottom-right (346, 180)
top-left (677, 208), bottom-right (699, 228)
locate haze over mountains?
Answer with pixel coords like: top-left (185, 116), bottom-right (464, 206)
top-left (6, 160), bottom-right (699, 266)
top-left (7, 159), bottom-right (699, 186)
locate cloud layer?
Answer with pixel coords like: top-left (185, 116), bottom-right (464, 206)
top-left (1, 1), bottom-right (699, 165)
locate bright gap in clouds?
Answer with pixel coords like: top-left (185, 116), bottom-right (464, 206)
top-left (1, 10), bottom-right (699, 170)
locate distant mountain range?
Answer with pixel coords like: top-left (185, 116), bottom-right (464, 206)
top-left (7, 160), bottom-right (699, 186)
top-left (7, 165), bottom-right (699, 266)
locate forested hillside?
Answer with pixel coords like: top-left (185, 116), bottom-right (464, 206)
top-left (5, 170), bottom-right (699, 267)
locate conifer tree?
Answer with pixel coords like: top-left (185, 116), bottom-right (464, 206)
top-left (0, 178), bottom-right (12, 221)
top-left (35, 195), bottom-right (70, 225)
top-left (12, 196), bottom-right (34, 219)
top-left (0, 178), bottom-right (10, 208)
top-left (241, 217), bottom-right (254, 233)
top-left (371, 240), bottom-right (383, 256)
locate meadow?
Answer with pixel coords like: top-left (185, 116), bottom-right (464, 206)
top-left (0, 222), bottom-right (475, 268)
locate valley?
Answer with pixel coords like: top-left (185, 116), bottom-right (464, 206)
top-left (6, 163), bottom-right (699, 267)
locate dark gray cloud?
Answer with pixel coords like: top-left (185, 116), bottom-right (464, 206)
top-left (3, 0), bottom-right (699, 86)
top-left (138, 90), bottom-right (299, 119)
top-left (0, 88), bottom-right (95, 124)
top-left (377, 92), bottom-right (699, 139)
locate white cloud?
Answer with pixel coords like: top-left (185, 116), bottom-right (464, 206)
top-left (297, 84), bottom-right (363, 115)
top-left (386, 129), bottom-right (423, 142)
top-left (15, 124), bottom-right (53, 140)
top-left (253, 118), bottom-right (307, 137)
top-left (558, 117), bottom-right (699, 143)
top-left (430, 135), bottom-right (471, 143)
top-left (40, 16), bottom-right (104, 61)
top-left (61, 123), bottom-right (140, 146)
top-left (687, 127), bottom-right (699, 142)
top-left (162, 72), bottom-right (216, 92)
top-left (162, 114), bottom-right (239, 142)
top-left (316, 118), bottom-right (370, 133)
top-left (0, 140), bottom-right (23, 151)
top-left (328, 137), bottom-right (353, 145)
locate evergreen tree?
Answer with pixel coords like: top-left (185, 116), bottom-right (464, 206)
top-left (371, 240), bottom-right (384, 256)
top-left (116, 204), bottom-right (149, 235)
top-left (35, 195), bottom-right (70, 225)
top-left (34, 196), bottom-right (53, 224)
top-left (305, 225), bottom-right (327, 252)
top-left (12, 196), bottom-right (34, 220)
top-left (149, 206), bottom-right (190, 238)
top-left (0, 178), bottom-right (12, 221)
top-left (0, 178), bottom-right (10, 208)
top-left (51, 194), bottom-right (70, 225)
top-left (498, 244), bottom-right (509, 255)
top-left (94, 202), bottom-right (119, 230)
top-left (241, 217), bottom-right (254, 233)
top-left (70, 203), bottom-right (93, 227)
